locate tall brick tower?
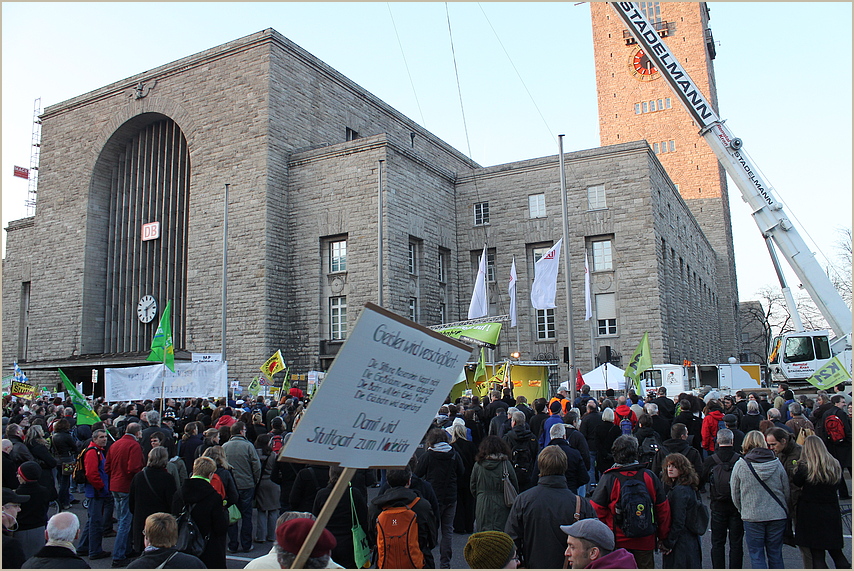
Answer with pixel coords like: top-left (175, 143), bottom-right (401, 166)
top-left (590, 2), bottom-right (740, 361)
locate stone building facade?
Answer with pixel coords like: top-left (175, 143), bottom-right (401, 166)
top-left (590, 2), bottom-right (740, 362)
top-left (3, 28), bottom-right (729, 392)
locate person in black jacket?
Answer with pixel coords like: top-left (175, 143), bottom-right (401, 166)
top-left (651, 422), bottom-right (703, 478)
top-left (128, 447), bottom-right (177, 555)
top-left (652, 387), bottom-right (676, 422)
top-left (22, 512), bottom-right (90, 569)
top-left (3, 487), bottom-right (29, 569)
top-left (24, 426), bottom-right (57, 507)
top-left (700, 428), bottom-right (743, 569)
top-left (502, 412), bottom-right (538, 492)
top-left (170, 456), bottom-right (228, 569)
top-left (450, 423), bottom-right (477, 533)
top-left (3, 439), bottom-right (19, 490)
top-left (415, 427), bottom-right (464, 569)
top-left (49, 419), bottom-right (78, 509)
top-left (126, 512), bottom-right (205, 569)
top-left (289, 464), bottom-right (330, 513)
top-left (311, 466), bottom-right (368, 569)
top-left (15, 461), bottom-right (50, 561)
top-left (532, 423), bottom-right (589, 494)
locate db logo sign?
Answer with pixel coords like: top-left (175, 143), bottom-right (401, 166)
top-left (142, 221), bottom-right (160, 241)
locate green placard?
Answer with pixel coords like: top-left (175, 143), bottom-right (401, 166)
top-left (805, 356), bottom-right (851, 391)
top-left (435, 322), bottom-right (502, 349)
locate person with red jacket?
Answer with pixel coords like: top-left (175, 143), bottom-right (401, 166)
top-left (613, 398), bottom-right (638, 431)
top-left (590, 435), bottom-right (671, 569)
top-left (76, 429), bottom-right (112, 560)
top-left (105, 422), bottom-right (145, 565)
top-left (701, 400), bottom-right (725, 453)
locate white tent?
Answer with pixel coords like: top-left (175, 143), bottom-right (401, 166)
top-left (560, 362), bottom-right (626, 391)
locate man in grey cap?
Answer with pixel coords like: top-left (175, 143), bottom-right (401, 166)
top-left (561, 518), bottom-right (638, 569)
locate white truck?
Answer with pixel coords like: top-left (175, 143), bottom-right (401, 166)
top-left (640, 363), bottom-right (763, 397)
top-left (611, 2), bottom-right (852, 386)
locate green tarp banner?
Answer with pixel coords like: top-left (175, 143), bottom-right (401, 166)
top-left (805, 356), bottom-right (851, 391)
top-left (435, 322), bottom-right (503, 349)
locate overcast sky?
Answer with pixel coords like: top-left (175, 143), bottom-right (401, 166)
top-left (3, 2), bottom-right (851, 307)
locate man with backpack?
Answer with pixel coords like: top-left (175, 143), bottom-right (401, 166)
top-left (613, 399), bottom-right (637, 436)
top-left (700, 428), bottom-right (743, 569)
top-left (650, 422), bottom-right (703, 478)
top-left (822, 395), bottom-right (852, 498)
top-left (369, 468), bottom-right (437, 569)
top-left (589, 435), bottom-right (671, 569)
top-left (75, 429), bottom-right (112, 560)
top-left (503, 411), bottom-right (538, 492)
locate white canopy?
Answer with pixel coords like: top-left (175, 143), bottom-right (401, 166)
top-left (558, 362), bottom-right (627, 392)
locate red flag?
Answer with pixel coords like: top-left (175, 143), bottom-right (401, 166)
top-left (575, 369), bottom-right (584, 392)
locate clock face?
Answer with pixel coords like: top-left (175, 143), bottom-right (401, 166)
top-left (137, 295), bottom-right (157, 323)
top-left (630, 48), bottom-right (659, 81)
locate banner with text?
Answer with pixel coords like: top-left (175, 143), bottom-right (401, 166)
top-left (280, 303), bottom-right (471, 469)
top-left (104, 362), bottom-right (228, 401)
top-left (434, 322), bottom-right (503, 349)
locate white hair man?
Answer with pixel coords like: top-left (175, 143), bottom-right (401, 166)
top-left (22, 512), bottom-right (88, 568)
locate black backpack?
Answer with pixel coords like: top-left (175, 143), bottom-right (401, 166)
top-left (510, 439), bottom-right (535, 487)
top-left (175, 502), bottom-right (209, 557)
top-left (613, 471), bottom-right (656, 538)
top-left (638, 433), bottom-right (664, 467)
top-left (708, 453), bottom-right (740, 503)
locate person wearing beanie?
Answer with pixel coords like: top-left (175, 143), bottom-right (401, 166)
top-left (562, 518), bottom-right (638, 569)
top-left (464, 531), bottom-right (519, 569)
top-left (538, 400), bottom-right (566, 449)
top-left (15, 461), bottom-right (50, 561)
top-left (275, 517), bottom-right (337, 569)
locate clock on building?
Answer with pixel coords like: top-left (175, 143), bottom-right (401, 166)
top-left (137, 295), bottom-right (157, 323)
top-left (629, 48), bottom-right (659, 81)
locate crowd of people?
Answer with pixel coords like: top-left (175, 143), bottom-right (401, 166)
top-left (1, 380), bottom-right (851, 569)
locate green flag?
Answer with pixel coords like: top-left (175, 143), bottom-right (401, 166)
top-left (806, 356), bottom-right (850, 391)
top-left (281, 365), bottom-right (291, 394)
top-left (147, 300), bottom-right (174, 372)
top-left (58, 369), bottom-right (101, 425)
top-left (624, 332), bottom-right (652, 394)
top-left (473, 348), bottom-right (488, 390)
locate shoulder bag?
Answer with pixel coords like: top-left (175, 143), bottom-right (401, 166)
top-left (745, 460), bottom-right (795, 546)
top-left (502, 460), bottom-right (518, 507)
top-left (350, 485), bottom-right (371, 568)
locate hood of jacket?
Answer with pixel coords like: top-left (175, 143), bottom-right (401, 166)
top-left (429, 442), bottom-right (453, 453)
top-left (743, 448), bottom-right (783, 479)
top-left (707, 410), bottom-right (724, 421)
top-left (372, 485), bottom-right (418, 508)
top-left (587, 547), bottom-right (639, 569)
top-left (615, 404), bottom-right (633, 418)
top-left (662, 438), bottom-right (692, 456)
top-left (505, 424), bottom-right (535, 443)
top-left (180, 476), bottom-right (220, 504)
top-left (480, 454), bottom-right (509, 470)
top-left (214, 414), bottom-right (236, 428)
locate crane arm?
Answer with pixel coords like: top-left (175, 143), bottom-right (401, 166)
top-left (610, 2), bottom-right (851, 340)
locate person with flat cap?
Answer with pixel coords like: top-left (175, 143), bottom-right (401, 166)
top-left (562, 518), bottom-right (638, 569)
top-left (464, 530), bottom-right (519, 569)
top-left (3, 487), bottom-right (30, 569)
top-left (275, 517), bottom-right (337, 569)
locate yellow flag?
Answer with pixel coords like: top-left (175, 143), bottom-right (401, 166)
top-left (260, 350), bottom-right (285, 380)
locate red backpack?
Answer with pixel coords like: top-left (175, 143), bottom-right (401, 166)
top-left (376, 497), bottom-right (423, 569)
top-left (824, 414), bottom-right (846, 444)
top-left (269, 433), bottom-right (284, 454)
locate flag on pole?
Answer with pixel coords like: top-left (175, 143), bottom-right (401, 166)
top-left (468, 246), bottom-right (489, 319)
top-left (624, 332), bottom-right (653, 394)
top-left (575, 369), bottom-right (585, 392)
top-left (248, 376), bottom-right (261, 397)
top-left (488, 362), bottom-right (507, 387)
top-left (584, 251), bottom-right (593, 321)
top-left (530, 239), bottom-right (562, 310)
top-left (473, 348), bottom-right (488, 387)
top-left (281, 365), bottom-right (291, 395)
top-left (260, 349), bottom-right (285, 381)
top-left (59, 369), bottom-right (101, 425)
top-left (146, 300), bottom-right (174, 372)
top-left (508, 258), bottom-right (518, 327)
top-left (12, 362), bottom-right (28, 383)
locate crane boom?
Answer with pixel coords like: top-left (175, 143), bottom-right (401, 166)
top-left (610, 2), bottom-right (851, 341)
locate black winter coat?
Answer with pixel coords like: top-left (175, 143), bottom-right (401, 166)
top-left (22, 545), bottom-right (90, 569)
top-left (16, 481), bottom-right (50, 531)
top-left (661, 484), bottom-right (702, 569)
top-left (793, 463), bottom-right (845, 550)
top-left (651, 437), bottom-right (704, 478)
top-left (171, 477), bottom-right (228, 570)
top-left (50, 430), bottom-right (78, 461)
top-left (594, 422), bottom-right (622, 473)
top-left (504, 474), bottom-right (596, 569)
top-left (532, 438), bottom-right (589, 493)
top-left (502, 425), bottom-right (538, 491)
top-left (313, 485), bottom-right (369, 569)
top-left (370, 486), bottom-right (438, 568)
top-left (415, 445), bottom-right (464, 506)
top-left (128, 467), bottom-right (177, 553)
top-left (27, 442), bottom-right (58, 502)
top-left (289, 465), bottom-right (329, 512)
top-left (126, 547), bottom-right (205, 569)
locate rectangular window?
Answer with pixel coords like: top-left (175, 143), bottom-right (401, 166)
top-left (330, 296), bottom-right (347, 340)
top-left (592, 240), bottom-right (613, 271)
top-left (439, 303), bottom-right (446, 324)
top-left (474, 202), bottom-right (490, 225)
top-left (668, 140), bottom-right (675, 152)
top-left (649, 100), bottom-right (656, 112)
top-left (409, 298), bottom-right (418, 322)
top-left (634, 103), bottom-right (641, 115)
top-left (536, 309), bottom-right (556, 340)
top-left (487, 252), bottom-right (496, 283)
top-left (19, 281), bottom-right (30, 360)
top-left (438, 248), bottom-right (449, 283)
top-left (642, 101), bottom-right (648, 113)
top-left (345, 127), bottom-right (359, 141)
top-left (665, 97), bottom-right (672, 109)
top-left (408, 241), bottom-right (418, 275)
top-left (653, 142), bottom-right (659, 154)
top-left (657, 99), bottom-right (663, 110)
top-left (587, 185), bottom-right (607, 210)
top-left (595, 293), bottom-right (617, 335)
top-left (330, 240), bottom-right (347, 272)
top-left (528, 193), bottom-right (546, 218)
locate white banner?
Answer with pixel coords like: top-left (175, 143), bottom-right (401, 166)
top-left (192, 353), bottom-right (222, 363)
top-left (280, 303), bottom-right (471, 469)
top-left (104, 362), bottom-right (228, 402)
top-left (531, 238), bottom-right (562, 310)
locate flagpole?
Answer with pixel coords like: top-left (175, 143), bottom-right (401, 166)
top-left (222, 183), bottom-right (229, 362)
top-left (558, 135), bottom-right (577, 404)
top-left (377, 160), bottom-right (384, 307)
top-left (512, 256), bottom-right (520, 355)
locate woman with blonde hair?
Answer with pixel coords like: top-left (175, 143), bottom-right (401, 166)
top-left (730, 430), bottom-right (789, 569)
top-left (171, 456), bottom-right (228, 569)
top-left (792, 435), bottom-right (850, 568)
top-left (23, 424), bottom-right (58, 505)
top-left (128, 446), bottom-right (177, 554)
top-left (202, 445), bottom-right (238, 508)
top-left (658, 452), bottom-right (703, 568)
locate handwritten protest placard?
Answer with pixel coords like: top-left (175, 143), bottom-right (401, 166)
top-left (280, 303), bottom-right (471, 469)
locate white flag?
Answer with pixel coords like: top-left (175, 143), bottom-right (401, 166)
top-left (509, 258), bottom-right (518, 327)
top-left (584, 251), bottom-right (593, 321)
top-left (468, 246), bottom-right (489, 319)
top-left (530, 238), bottom-right (562, 310)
